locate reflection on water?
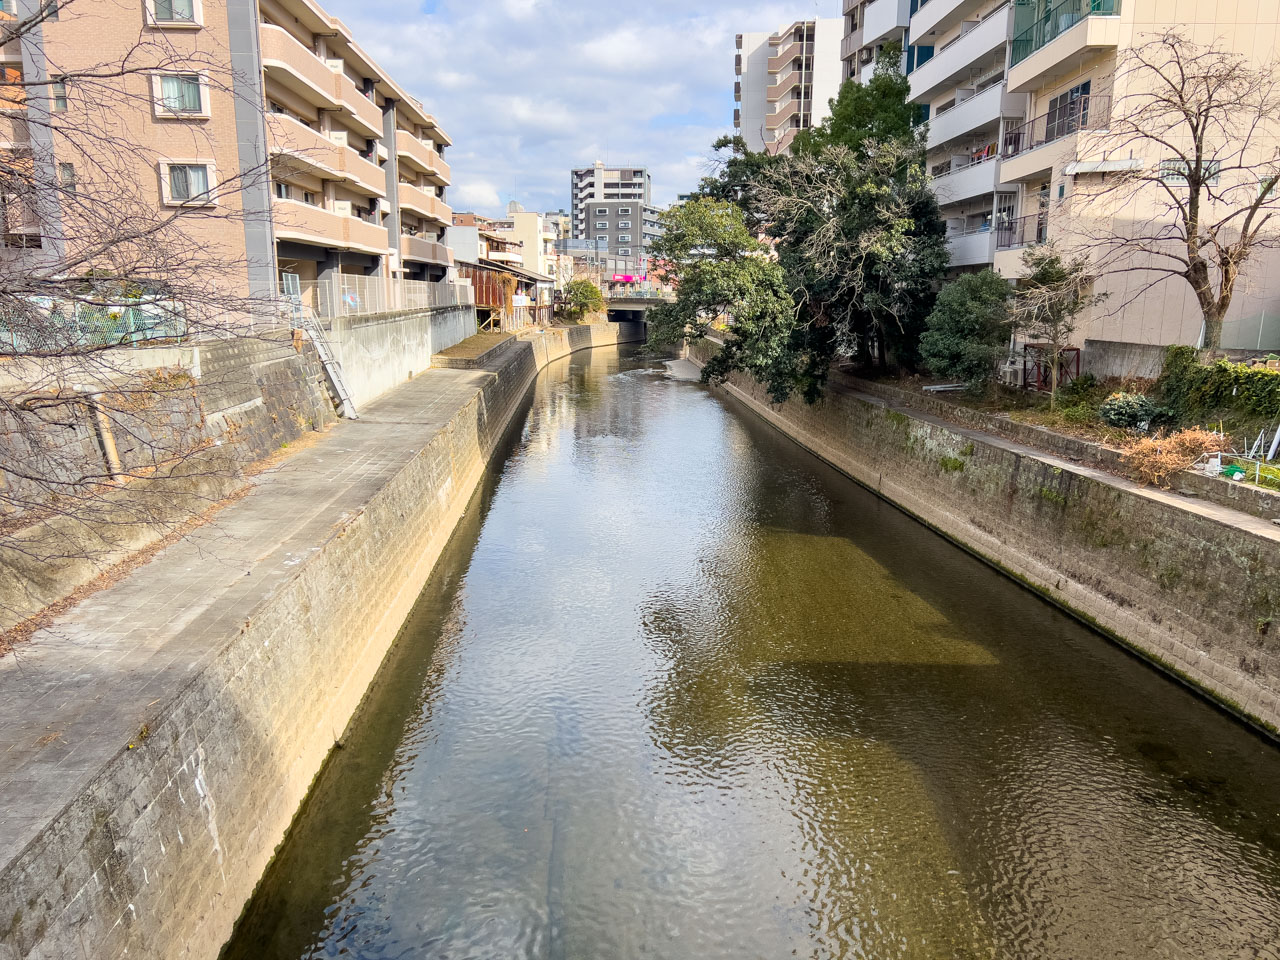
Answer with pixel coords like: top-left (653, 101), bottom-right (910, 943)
top-left (223, 345), bottom-right (1280, 960)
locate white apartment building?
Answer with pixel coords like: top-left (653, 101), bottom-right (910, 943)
top-left (735, 19), bottom-right (843, 155)
top-left (841, 0), bottom-right (912, 82)
top-left (570, 163), bottom-right (651, 242)
top-left (905, 0), bottom-right (1280, 354)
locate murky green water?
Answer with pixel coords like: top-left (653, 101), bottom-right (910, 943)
top-left (223, 344), bottom-right (1280, 960)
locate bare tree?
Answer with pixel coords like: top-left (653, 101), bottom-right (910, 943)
top-left (1072, 31), bottom-right (1280, 357)
top-left (0, 0), bottom-right (305, 637)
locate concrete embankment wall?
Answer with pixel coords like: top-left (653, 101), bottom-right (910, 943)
top-left (325, 304), bottom-right (477, 407)
top-left (0, 322), bottom-right (644, 960)
top-left (688, 338), bottom-right (1280, 735)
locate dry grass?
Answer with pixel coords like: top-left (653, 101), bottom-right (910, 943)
top-left (434, 332), bottom-right (513, 360)
top-left (1121, 427), bottom-right (1224, 488)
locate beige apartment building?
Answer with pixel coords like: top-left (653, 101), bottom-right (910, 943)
top-left (840, 0), bottom-right (912, 82)
top-left (735, 19), bottom-right (843, 155)
top-left (11, 0), bottom-right (454, 314)
top-left (905, 0), bottom-right (1280, 354)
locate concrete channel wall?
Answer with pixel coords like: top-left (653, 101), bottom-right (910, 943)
top-left (687, 338), bottom-right (1280, 736)
top-left (324, 303), bottom-right (478, 407)
top-left (0, 322), bottom-right (645, 960)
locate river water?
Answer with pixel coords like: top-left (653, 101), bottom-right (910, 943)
top-left (222, 344), bottom-right (1280, 960)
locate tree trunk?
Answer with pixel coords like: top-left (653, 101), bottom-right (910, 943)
top-left (1049, 345), bottom-right (1060, 410)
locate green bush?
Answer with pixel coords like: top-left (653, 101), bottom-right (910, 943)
top-left (1157, 344), bottom-right (1280, 423)
top-left (1099, 392), bottom-right (1156, 428)
top-left (919, 270), bottom-right (1011, 388)
top-left (1059, 372), bottom-right (1101, 404)
top-left (1061, 402), bottom-right (1099, 425)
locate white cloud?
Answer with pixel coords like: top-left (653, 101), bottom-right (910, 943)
top-left (322, 0), bottom-right (811, 215)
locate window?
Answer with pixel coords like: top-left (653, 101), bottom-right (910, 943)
top-left (596, 207), bottom-right (607, 214)
top-left (595, 220), bottom-right (607, 229)
top-left (618, 248), bottom-right (631, 256)
top-left (618, 220), bottom-right (631, 228)
top-left (153, 0), bottom-right (195, 21)
top-left (50, 79), bottom-right (67, 113)
top-left (618, 206), bottom-right (631, 214)
top-left (58, 162), bottom-right (75, 194)
top-left (618, 234), bottom-right (631, 242)
top-left (1045, 80), bottom-right (1090, 141)
top-left (303, 190), bottom-right (316, 205)
top-left (597, 235), bottom-right (609, 245)
top-left (156, 73), bottom-right (205, 115)
top-left (273, 181), bottom-right (291, 200)
top-left (1160, 158), bottom-right (1221, 185)
top-left (163, 162), bottom-right (212, 204)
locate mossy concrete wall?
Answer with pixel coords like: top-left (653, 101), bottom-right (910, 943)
top-left (688, 339), bottom-right (1280, 735)
top-left (0, 322), bottom-right (644, 960)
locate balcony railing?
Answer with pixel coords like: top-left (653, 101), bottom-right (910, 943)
top-left (996, 211), bottom-right (1048, 250)
top-left (1001, 94), bottom-right (1109, 158)
top-left (1010, 0), bottom-right (1120, 67)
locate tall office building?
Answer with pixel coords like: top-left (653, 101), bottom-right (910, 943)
top-left (734, 19), bottom-right (843, 155)
top-left (899, 0), bottom-right (1280, 355)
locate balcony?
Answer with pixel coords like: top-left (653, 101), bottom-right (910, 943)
top-left (765, 98), bottom-right (803, 130)
top-left (260, 25), bottom-right (341, 111)
top-left (767, 69), bottom-right (802, 101)
top-left (272, 198), bottom-right (389, 256)
top-left (400, 234), bottom-right (452, 267)
top-left (487, 249), bottom-right (522, 265)
top-left (999, 94), bottom-right (1109, 181)
top-left (1007, 0), bottom-right (1121, 93)
top-left (946, 227), bottom-right (997, 267)
top-left (843, 0), bottom-right (859, 12)
top-left (767, 40), bottom-right (806, 73)
top-left (908, 3), bottom-right (1009, 102)
top-left (996, 211), bottom-right (1048, 250)
top-left (395, 130), bottom-right (451, 184)
top-left (927, 82), bottom-right (1022, 149)
top-left (932, 155), bottom-right (1000, 205)
top-left (397, 182), bottom-right (451, 225)
top-left (265, 113), bottom-right (340, 178)
top-left (334, 72), bottom-right (383, 139)
top-left (337, 148), bottom-right (386, 198)
top-left (863, 0), bottom-right (911, 46)
top-left (840, 30), bottom-right (862, 64)
top-left (910, 0), bottom-right (986, 47)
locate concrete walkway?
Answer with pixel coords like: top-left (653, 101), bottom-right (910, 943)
top-left (0, 363), bottom-right (496, 875)
top-left (829, 377), bottom-right (1280, 547)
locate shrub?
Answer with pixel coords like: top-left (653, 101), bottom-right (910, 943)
top-left (1156, 344), bottom-right (1280, 423)
top-left (1121, 427), bottom-right (1223, 487)
top-left (563, 278), bottom-right (605, 318)
top-left (1061, 402), bottom-right (1098, 426)
top-left (1099, 391), bottom-right (1156, 428)
top-left (1060, 372), bottom-right (1100, 404)
top-left (919, 270), bottom-right (1011, 388)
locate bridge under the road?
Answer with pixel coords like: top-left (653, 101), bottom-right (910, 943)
top-left (606, 292), bottom-right (672, 324)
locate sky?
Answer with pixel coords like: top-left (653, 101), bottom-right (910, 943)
top-left (321, 0), bottom-right (837, 217)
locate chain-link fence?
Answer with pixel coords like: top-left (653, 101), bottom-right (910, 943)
top-left (0, 299), bottom-right (188, 355)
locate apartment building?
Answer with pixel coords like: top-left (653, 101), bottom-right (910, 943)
top-left (570, 163), bottom-right (651, 241)
top-left (487, 202), bottom-right (560, 281)
top-left (14, 0), bottom-right (455, 312)
top-left (906, 0), bottom-right (1280, 352)
top-left (735, 19), bottom-right (842, 154)
top-left (840, 0), bottom-right (912, 82)
top-left (578, 200), bottom-right (662, 263)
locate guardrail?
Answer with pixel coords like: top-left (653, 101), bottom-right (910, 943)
top-left (0, 300), bottom-right (188, 355)
top-left (996, 212), bottom-right (1049, 250)
top-left (1002, 94), bottom-right (1110, 158)
top-left (1010, 0), bottom-right (1120, 67)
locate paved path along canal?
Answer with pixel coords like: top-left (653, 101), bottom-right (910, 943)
top-left (223, 344), bottom-right (1280, 960)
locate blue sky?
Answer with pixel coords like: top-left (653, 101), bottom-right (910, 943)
top-left (321, 0), bottom-right (835, 215)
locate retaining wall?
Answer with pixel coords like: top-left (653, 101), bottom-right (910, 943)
top-left (324, 304), bottom-right (478, 408)
top-left (689, 338), bottom-right (1280, 735)
top-left (0, 322), bottom-right (645, 960)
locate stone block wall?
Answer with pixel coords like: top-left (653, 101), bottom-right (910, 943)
top-left (689, 339), bottom-right (1280, 735)
top-left (0, 321), bottom-right (645, 960)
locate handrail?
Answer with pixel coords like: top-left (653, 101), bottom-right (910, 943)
top-left (1001, 94), bottom-right (1109, 158)
top-left (1010, 0), bottom-right (1120, 67)
top-left (996, 211), bottom-right (1049, 250)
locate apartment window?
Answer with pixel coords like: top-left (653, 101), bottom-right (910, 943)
top-left (618, 220), bottom-right (631, 228)
top-left (598, 235), bottom-right (609, 245)
top-left (162, 162), bottom-right (213, 205)
top-left (50, 79), bottom-right (67, 112)
top-left (303, 191), bottom-right (316, 205)
top-left (273, 181), bottom-right (291, 200)
top-left (618, 235), bottom-right (631, 242)
top-left (155, 73), bottom-right (206, 116)
top-left (151, 0), bottom-right (197, 23)
top-left (618, 248), bottom-right (631, 256)
top-left (1160, 158), bottom-right (1221, 185)
top-left (596, 207), bottom-right (607, 214)
top-left (595, 220), bottom-right (607, 229)
top-left (618, 206), bottom-right (631, 214)
top-left (58, 162), bottom-right (75, 194)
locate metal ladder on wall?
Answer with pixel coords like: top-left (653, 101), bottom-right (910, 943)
top-left (282, 273), bottom-right (359, 420)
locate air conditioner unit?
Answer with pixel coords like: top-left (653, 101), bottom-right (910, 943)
top-left (999, 359), bottom-right (1024, 388)
top-left (332, 199), bottom-right (353, 217)
top-left (328, 130), bottom-right (349, 147)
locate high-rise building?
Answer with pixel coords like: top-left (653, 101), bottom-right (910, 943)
top-left (10, 0), bottom-right (455, 309)
top-left (840, 1), bottom-right (912, 82)
top-left (734, 19), bottom-right (843, 155)
top-left (570, 163), bottom-right (651, 242)
top-left (902, 0), bottom-right (1280, 356)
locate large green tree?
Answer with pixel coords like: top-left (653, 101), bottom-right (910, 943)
top-left (647, 199), bottom-right (808, 401)
top-left (920, 270), bottom-right (1012, 388)
top-left (793, 44), bottom-right (915, 155)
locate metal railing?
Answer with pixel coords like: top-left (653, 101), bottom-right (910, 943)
top-left (1002, 94), bottom-right (1109, 158)
top-left (1010, 0), bottom-right (1121, 67)
top-left (996, 212), bottom-right (1049, 250)
top-left (0, 299), bottom-right (188, 354)
top-left (280, 275), bottom-right (474, 321)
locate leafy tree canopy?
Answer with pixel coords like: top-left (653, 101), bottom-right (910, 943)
top-left (919, 270), bottom-right (1012, 388)
top-left (793, 44), bottom-right (915, 157)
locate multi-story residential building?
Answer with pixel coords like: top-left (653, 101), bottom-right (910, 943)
top-left (577, 199), bottom-right (664, 265)
top-left (487, 202), bottom-right (560, 281)
top-left (840, 0), bottom-right (912, 82)
top-left (570, 163), bottom-right (651, 241)
top-left (18, 0), bottom-right (455, 313)
top-left (734, 19), bottom-right (842, 155)
top-left (906, 0), bottom-right (1280, 354)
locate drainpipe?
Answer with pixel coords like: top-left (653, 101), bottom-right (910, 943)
top-left (77, 386), bottom-right (123, 480)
